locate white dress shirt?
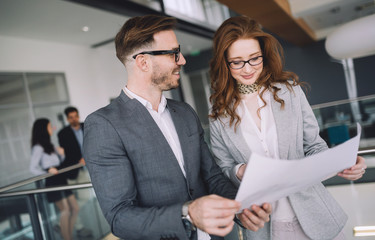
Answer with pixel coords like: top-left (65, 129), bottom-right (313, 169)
top-left (124, 88), bottom-right (210, 240)
top-left (237, 90), bottom-right (296, 222)
top-left (124, 87), bottom-right (186, 177)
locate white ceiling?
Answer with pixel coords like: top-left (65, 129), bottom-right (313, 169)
top-left (288, 0), bottom-right (375, 40)
top-left (0, 0), bottom-right (374, 52)
top-left (0, 0), bottom-right (212, 54)
top-left (0, 0), bottom-right (127, 46)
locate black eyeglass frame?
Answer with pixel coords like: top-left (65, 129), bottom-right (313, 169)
top-left (227, 56), bottom-right (264, 69)
top-left (132, 45), bottom-right (181, 62)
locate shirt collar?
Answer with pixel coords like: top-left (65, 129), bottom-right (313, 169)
top-left (70, 125), bottom-right (82, 132)
top-left (124, 87), bottom-right (167, 113)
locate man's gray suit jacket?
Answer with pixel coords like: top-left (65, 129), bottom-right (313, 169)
top-left (83, 91), bottom-right (238, 240)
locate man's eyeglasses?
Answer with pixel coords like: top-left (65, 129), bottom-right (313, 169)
top-left (227, 56), bottom-right (263, 69)
top-left (132, 45), bottom-right (181, 62)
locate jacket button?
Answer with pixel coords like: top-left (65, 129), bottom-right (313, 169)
top-left (189, 188), bottom-right (194, 195)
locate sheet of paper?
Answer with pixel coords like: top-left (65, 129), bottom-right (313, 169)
top-left (235, 123), bottom-right (361, 211)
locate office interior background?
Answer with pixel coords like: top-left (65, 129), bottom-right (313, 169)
top-left (0, 0), bottom-right (374, 239)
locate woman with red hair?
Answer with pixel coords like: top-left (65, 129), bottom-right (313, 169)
top-left (209, 15), bottom-right (366, 240)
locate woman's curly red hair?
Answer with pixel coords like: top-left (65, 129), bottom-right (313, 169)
top-left (209, 16), bottom-right (303, 130)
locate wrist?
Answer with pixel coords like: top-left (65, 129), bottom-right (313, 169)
top-left (236, 164), bottom-right (245, 180)
top-left (182, 201), bottom-right (196, 231)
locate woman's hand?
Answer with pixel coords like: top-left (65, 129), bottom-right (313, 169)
top-left (48, 167), bottom-right (58, 175)
top-left (237, 203), bottom-right (272, 231)
top-left (338, 156), bottom-right (366, 181)
top-left (56, 147), bottom-right (64, 156)
top-left (79, 158), bottom-right (86, 165)
top-left (236, 164), bottom-right (247, 181)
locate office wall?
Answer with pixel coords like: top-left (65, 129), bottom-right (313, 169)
top-left (282, 39), bottom-right (375, 105)
top-left (0, 35), bottom-right (190, 119)
top-left (0, 35), bottom-right (126, 119)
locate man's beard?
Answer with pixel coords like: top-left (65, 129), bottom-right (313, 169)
top-left (151, 66), bottom-right (180, 91)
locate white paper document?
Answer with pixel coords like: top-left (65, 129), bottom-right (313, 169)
top-left (235, 123), bottom-right (361, 211)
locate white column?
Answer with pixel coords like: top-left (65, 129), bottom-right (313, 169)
top-left (341, 58), bottom-right (361, 123)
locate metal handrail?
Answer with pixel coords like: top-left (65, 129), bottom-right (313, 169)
top-left (0, 183), bottom-right (93, 198)
top-left (311, 94), bottom-right (375, 109)
top-left (358, 149), bottom-right (375, 155)
top-left (0, 163), bottom-right (84, 193)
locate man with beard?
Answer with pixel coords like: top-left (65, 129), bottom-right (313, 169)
top-left (58, 106), bottom-right (85, 180)
top-left (83, 15), bottom-right (271, 240)
top-left (58, 106), bottom-right (93, 238)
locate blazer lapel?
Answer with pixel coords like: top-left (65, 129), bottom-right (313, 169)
top-left (217, 84), bottom-right (293, 161)
top-left (120, 91), bottom-right (187, 178)
top-left (220, 116), bottom-right (252, 162)
top-left (167, 103), bottom-right (191, 180)
top-left (271, 85), bottom-right (292, 160)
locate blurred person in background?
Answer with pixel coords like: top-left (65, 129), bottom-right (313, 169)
top-left (30, 118), bottom-right (79, 240)
top-left (58, 106), bottom-right (92, 238)
top-left (58, 106), bottom-right (85, 180)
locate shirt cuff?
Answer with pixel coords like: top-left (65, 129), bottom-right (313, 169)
top-left (234, 163), bottom-right (245, 181)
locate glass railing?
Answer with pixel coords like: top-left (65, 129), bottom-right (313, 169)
top-left (0, 163), bottom-right (86, 193)
top-left (310, 95), bottom-right (375, 189)
top-left (0, 165), bottom-right (110, 240)
top-left (312, 94), bottom-right (375, 149)
top-left (311, 95), bottom-right (375, 187)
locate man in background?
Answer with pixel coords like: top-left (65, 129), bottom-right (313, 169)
top-left (58, 106), bottom-right (92, 238)
top-left (58, 106), bottom-right (85, 178)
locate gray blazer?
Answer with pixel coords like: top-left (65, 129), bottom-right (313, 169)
top-left (83, 91), bottom-right (237, 240)
top-left (210, 84), bottom-right (347, 240)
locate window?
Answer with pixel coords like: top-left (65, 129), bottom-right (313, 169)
top-left (186, 69), bottom-right (212, 144)
top-left (0, 72), bottom-right (69, 188)
top-left (163, 0), bottom-right (230, 29)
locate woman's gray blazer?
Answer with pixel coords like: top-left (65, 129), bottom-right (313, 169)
top-left (210, 84), bottom-right (347, 240)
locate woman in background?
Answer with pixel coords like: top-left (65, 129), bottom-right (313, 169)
top-left (30, 118), bottom-right (79, 240)
top-left (209, 16), bottom-right (366, 240)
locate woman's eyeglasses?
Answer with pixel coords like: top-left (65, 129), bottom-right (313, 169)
top-left (227, 56), bottom-right (263, 69)
top-left (132, 45), bottom-right (181, 62)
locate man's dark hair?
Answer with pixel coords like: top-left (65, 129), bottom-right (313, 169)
top-left (115, 15), bottom-right (177, 64)
top-left (64, 106), bottom-right (78, 117)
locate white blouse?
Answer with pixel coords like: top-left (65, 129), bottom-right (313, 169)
top-left (237, 90), bottom-right (296, 222)
top-left (29, 144), bottom-right (63, 175)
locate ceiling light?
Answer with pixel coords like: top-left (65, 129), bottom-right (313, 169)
top-left (325, 14), bottom-right (375, 59)
top-left (82, 26), bottom-right (90, 32)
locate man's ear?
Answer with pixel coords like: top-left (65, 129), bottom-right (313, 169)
top-left (134, 55), bottom-right (149, 72)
